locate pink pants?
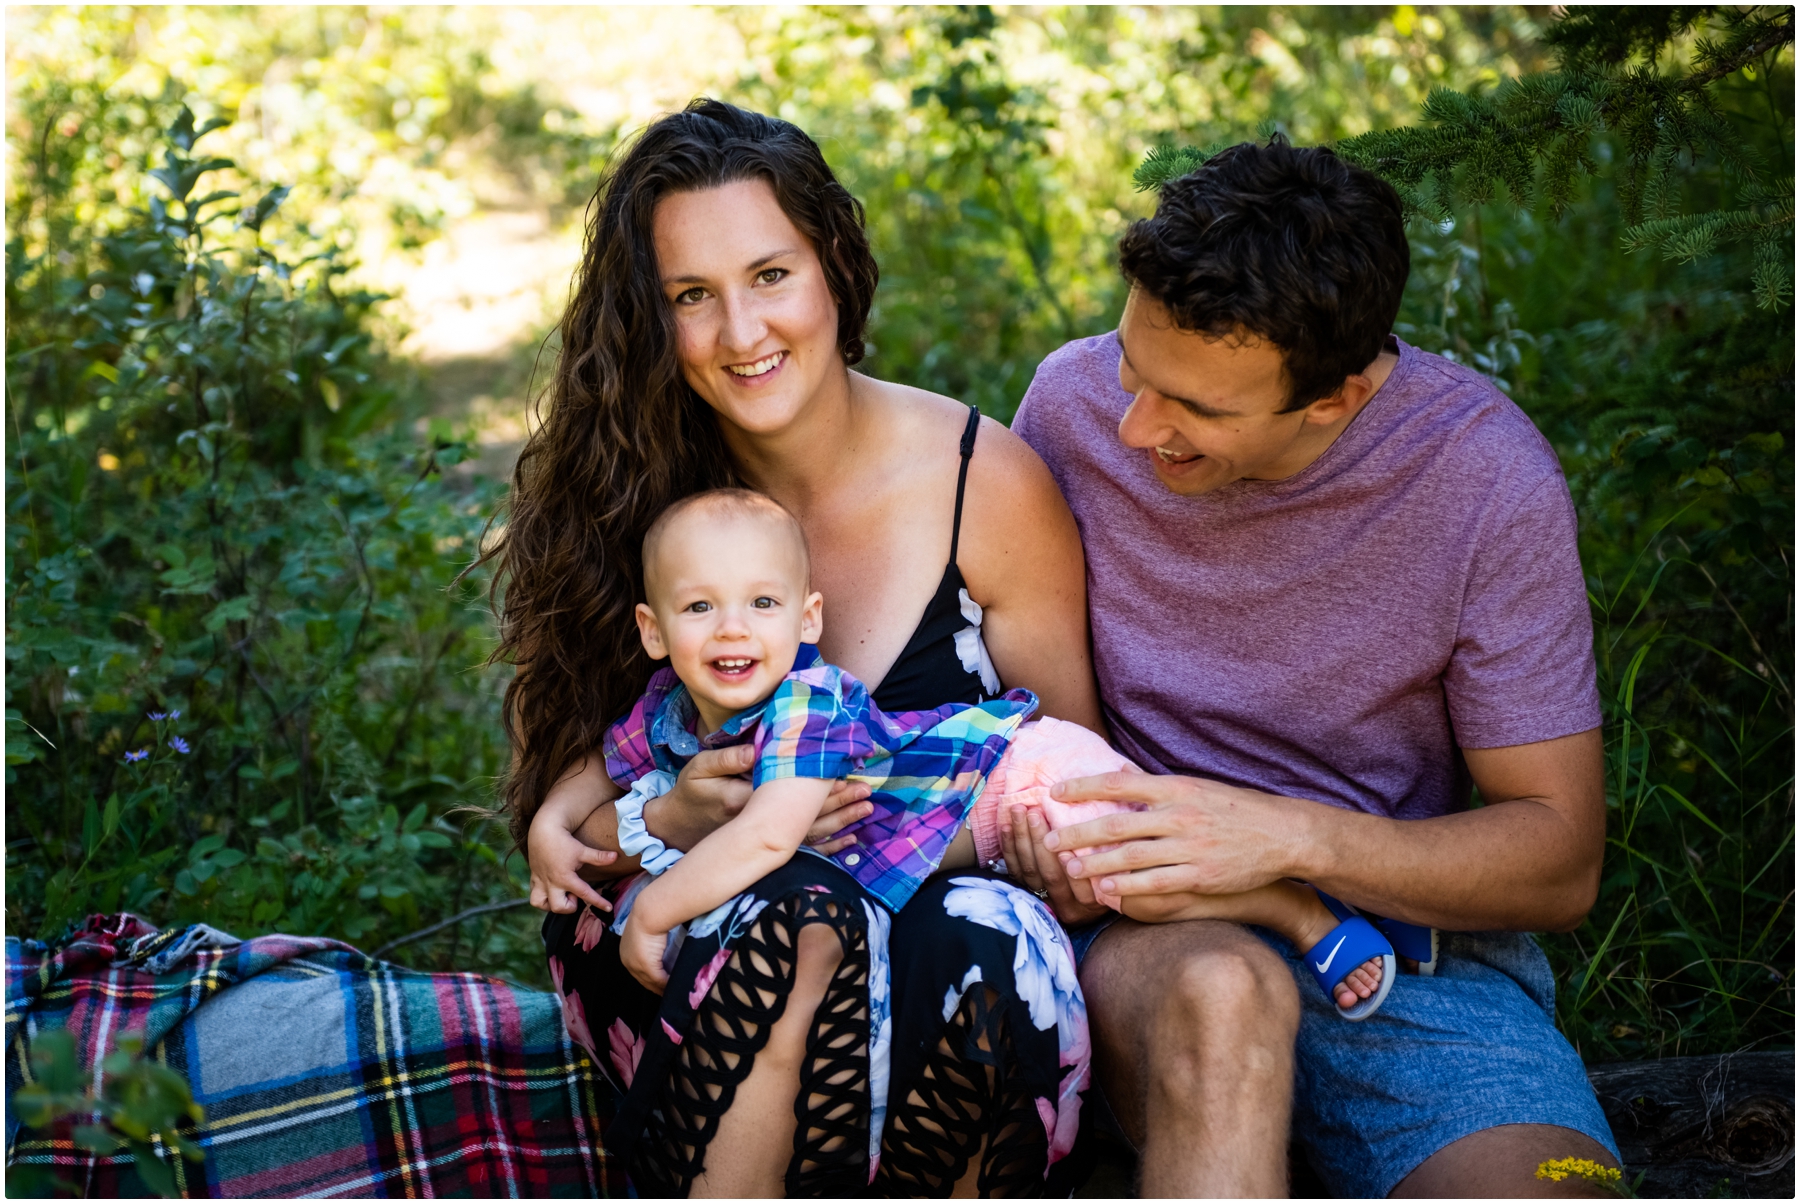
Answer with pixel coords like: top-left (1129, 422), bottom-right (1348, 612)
top-left (971, 716), bottom-right (1143, 910)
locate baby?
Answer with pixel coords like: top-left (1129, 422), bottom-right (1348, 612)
top-left (529, 488), bottom-right (1404, 1019)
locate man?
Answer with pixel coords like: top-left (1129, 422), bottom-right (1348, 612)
top-left (1007, 138), bottom-right (1621, 1197)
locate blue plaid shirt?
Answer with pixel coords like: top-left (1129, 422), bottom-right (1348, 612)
top-left (603, 647), bottom-right (1035, 911)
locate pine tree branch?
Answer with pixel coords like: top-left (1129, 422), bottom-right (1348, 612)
top-left (1145, 9), bottom-right (1794, 309)
top-left (1684, 18), bottom-right (1795, 89)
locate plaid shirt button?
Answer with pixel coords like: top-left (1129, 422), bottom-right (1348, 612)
top-left (845, 853), bottom-right (861, 866)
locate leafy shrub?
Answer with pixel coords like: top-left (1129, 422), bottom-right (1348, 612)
top-left (7, 1030), bottom-right (204, 1199)
top-left (4, 105), bottom-right (537, 979)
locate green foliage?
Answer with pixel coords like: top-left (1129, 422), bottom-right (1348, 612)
top-left (1133, 143), bottom-right (1224, 192)
top-left (1537, 285), bottom-right (1791, 1058)
top-left (1336, 6), bottom-right (1795, 307)
top-left (5, 7), bottom-right (1791, 1063)
top-left (722, 5), bottom-right (1545, 420)
top-left (1619, 176), bottom-right (1794, 309)
top-left (5, 104), bottom-right (538, 980)
top-left (7, 1030), bottom-right (205, 1198)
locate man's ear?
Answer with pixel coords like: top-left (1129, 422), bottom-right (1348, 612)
top-left (635, 602), bottom-right (668, 660)
top-left (1302, 371), bottom-right (1378, 427)
top-left (800, 590), bottom-right (824, 645)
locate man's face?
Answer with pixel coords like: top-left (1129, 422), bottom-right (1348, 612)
top-left (1115, 290), bottom-right (1323, 497)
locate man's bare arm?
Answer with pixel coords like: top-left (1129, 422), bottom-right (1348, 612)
top-left (1043, 728), bottom-right (1606, 933)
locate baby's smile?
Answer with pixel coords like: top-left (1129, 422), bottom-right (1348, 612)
top-left (708, 656), bottom-right (759, 683)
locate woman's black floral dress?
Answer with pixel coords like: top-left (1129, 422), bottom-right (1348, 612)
top-left (545, 669), bottom-right (1090, 1197)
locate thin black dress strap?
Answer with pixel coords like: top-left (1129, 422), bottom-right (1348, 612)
top-left (948, 405), bottom-right (980, 567)
top-left (870, 404), bottom-right (987, 712)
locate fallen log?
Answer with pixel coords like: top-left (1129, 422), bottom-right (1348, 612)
top-left (1589, 1050), bottom-right (1793, 1198)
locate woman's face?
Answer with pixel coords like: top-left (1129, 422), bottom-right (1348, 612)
top-left (653, 178), bottom-right (842, 437)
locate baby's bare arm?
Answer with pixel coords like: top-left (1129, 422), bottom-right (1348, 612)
top-left (630, 777), bottom-right (834, 937)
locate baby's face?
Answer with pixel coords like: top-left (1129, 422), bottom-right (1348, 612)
top-left (637, 511), bottom-right (822, 733)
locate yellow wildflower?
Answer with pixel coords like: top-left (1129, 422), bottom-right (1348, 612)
top-left (1535, 1157), bottom-right (1624, 1186)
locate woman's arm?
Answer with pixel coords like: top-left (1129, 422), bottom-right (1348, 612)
top-left (621, 777), bottom-right (834, 989)
top-left (545, 753), bottom-right (636, 880)
top-left (958, 417), bottom-right (1106, 733)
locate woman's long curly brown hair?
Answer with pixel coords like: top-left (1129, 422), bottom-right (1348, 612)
top-left (477, 99), bottom-right (879, 848)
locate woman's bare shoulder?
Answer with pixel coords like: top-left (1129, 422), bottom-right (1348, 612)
top-left (858, 375), bottom-right (1055, 495)
top-left (858, 375), bottom-right (974, 447)
top-left (873, 381), bottom-right (1078, 577)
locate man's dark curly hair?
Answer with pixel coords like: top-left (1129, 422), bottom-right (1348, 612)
top-left (1117, 136), bottom-right (1410, 412)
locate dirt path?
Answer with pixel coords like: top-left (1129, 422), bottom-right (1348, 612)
top-left (377, 200), bottom-right (581, 479)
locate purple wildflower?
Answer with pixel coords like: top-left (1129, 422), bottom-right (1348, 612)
top-left (123, 748), bottom-right (149, 762)
top-left (168, 736), bottom-right (191, 754)
top-left (168, 710), bottom-right (181, 720)
top-left (147, 711), bottom-right (169, 721)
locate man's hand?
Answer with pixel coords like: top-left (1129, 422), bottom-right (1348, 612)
top-left (620, 914), bottom-right (671, 993)
top-left (528, 815), bottom-right (618, 913)
top-left (1044, 772), bottom-right (1299, 902)
top-left (1046, 730), bottom-right (1607, 933)
top-left (998, 803), bottom-right (1112, 925)
top-left (644, 745), bottom-right (872, 855)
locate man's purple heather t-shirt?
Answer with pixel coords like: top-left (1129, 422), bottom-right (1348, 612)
top-left (1012, 333), bottom-right (1600, 821)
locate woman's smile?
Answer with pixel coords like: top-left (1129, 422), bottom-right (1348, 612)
top-left (725, 350), bottom-right (787, 382)
top-left (654, 179), bottom-right (842, 436)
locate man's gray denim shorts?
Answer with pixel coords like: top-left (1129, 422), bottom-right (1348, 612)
top-left (1071, 919), bottom-right (1619, 1197)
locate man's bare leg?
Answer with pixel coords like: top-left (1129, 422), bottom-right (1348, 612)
top-left (689, 922), bottom-right (843, 1197)
top-left (1393, 1124), bottom-right (1621, 1198)
top-left (1082, 918), bottom-right (1299, 1197)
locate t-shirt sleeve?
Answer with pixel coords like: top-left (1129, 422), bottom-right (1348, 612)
top-left (1011, 336), bottom-right (1088, 461)
top-left (752, 666), bottom-right (878, 785)
top-left (1445, 472), bottom-right (1602, 749)
top-left (1011, 370), bottom-right (1043, 448)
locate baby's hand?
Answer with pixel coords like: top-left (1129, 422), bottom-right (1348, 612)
top-left (620, 915), bottom-right (671, 993)
top-left (527, 809), bottom-right (617, 914)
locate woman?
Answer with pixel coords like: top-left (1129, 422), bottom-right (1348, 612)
top-left (483, 99), bottom-right (1105, 1197)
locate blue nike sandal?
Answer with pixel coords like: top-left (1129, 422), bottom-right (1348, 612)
top-left (1370, 913), bottom-right (1439, 974)
top-left (1308, 892), bottom-right (1397, 1021)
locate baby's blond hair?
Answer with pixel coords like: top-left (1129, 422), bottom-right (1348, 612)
top-left (641, 488), bottom-right (810, 598)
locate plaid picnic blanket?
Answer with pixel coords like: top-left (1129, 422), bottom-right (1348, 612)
top-left (5, 914), bottom-right (624, 1197)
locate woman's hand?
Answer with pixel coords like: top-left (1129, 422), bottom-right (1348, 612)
top-left (527, 797), bottom-right (618, 913)
top-left (998, 804), bottom-right (1112, 927)
top-left (620, 914), bottom-right (672, 993)
top-left (806, 779), bottom-right (874, 856)
top-left (646, 744), bottom-right (872, 854)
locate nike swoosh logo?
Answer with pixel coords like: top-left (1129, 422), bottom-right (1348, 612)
top-left (1313, 935), bottom-right (1348, 977)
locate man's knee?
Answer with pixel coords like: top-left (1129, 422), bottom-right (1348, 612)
top-left (1160, 931), bottom-right (1300, 1043)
